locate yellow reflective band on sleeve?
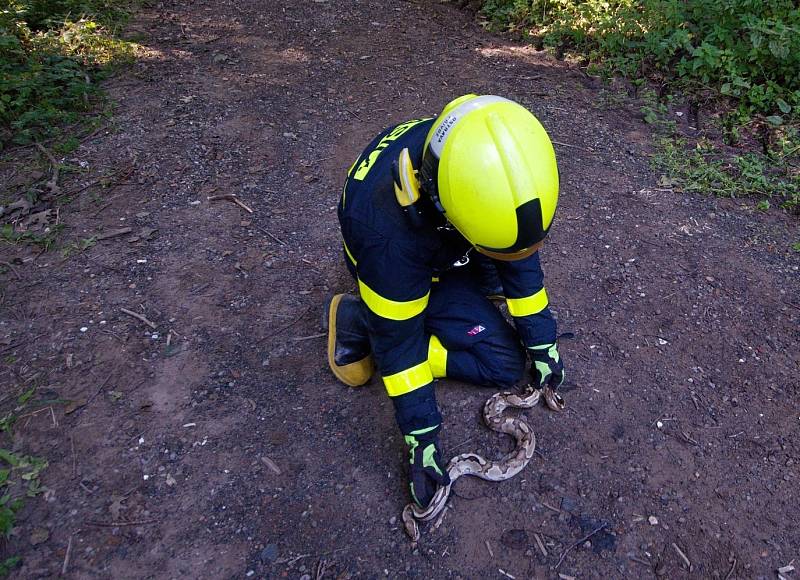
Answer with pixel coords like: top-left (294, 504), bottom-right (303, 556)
top-left (383, 362), bottom-right (434, 397)
top-left (506, 287), bottom-right (549, 317)
top-left (428, 335), bottom-right (447, 378)
top-left (358, 279), bottom-right (429, 321)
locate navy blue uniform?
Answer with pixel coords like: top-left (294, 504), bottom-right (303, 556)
top-left (338, 119), bottom-right (557, 433)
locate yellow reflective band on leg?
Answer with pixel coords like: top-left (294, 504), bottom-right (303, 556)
top-left (428, 335), bottom-right (447, 378)
top-left (358, 279), bottom-right (429, 321)
top-left (506, 287), bottom-right (549, 317)
top-left (383, 362), bottom-right (434, 397)
top-left (343, 240), bottom-right (357, 266)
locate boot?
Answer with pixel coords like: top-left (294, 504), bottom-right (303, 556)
top-left (324, 294), bottom-right (374, 386)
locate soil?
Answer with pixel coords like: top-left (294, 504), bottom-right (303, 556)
top-left (1, 0), bottom-right (799, 578)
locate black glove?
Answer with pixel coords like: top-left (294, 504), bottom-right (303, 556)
top-left (528, 342), bottom-right (565, 389)
top-left (404, 424), bottom-right (450, 508)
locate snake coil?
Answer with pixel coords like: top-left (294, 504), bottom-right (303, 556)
top-left (401, 385), bottom-right (564, 542)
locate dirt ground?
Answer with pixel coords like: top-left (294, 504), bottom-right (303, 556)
top-left (1, 0), bottom-right (799, 578)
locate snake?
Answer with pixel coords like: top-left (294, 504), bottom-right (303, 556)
top-left (401, 385), bottom-right (565, 542)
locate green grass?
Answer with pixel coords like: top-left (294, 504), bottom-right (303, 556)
top-left (652, 136), bottom-right (799, 211)
top-left (0, 382), bottom-right (49, 578)
top-left (1, 1), bottom-right (140, 149)
top-left (479, 1), bottom-right (800, 121)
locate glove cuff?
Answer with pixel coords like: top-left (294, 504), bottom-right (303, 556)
top-left (392, 383), bottom-right (442, 435)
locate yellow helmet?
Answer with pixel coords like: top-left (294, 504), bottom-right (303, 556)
top-left (420, 95), bottom-right (559, 261)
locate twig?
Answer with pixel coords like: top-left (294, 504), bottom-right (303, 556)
top-left (120, 307), bottom-right (157, 329)
top-left (344, 108), bottom-right (362, 121)
top-left (61, 534), bottom-right (74, 576)
top-left (257, 306), bottom-right (312, 344)
top-left (541, 501), bottom-right (561, 513)
top-left (254, 224), bottom-right (287, 246)
top-left (629, 556), bottom-right (651, 567)
top-left (534, 532), bottom-right (548, 557)
top-left (291, 332), bottom-right (326, 342)
top-left (84, 519), bottom-right (158, 527)
top-left (672, 542), bottom-right (692, 570)
top-left (260, 456), bottom-right (282, 475)
top-left (70, 436), bottom-right (77, 479)
top-left (485, 539), bottom-right (494, 558)
top-left (449, 437), bottom-right (475, 453)
top-left (724, 557), bottom-right (737, 580)
top-left (315, 558), bottom-right (329, 580)
top-left (498, 569), bottom-right (516, 579)
top-left (556, 524), bottom-right (608, 569)
top-left (278, 553), bottom-right (311, 566)
top-left (551, 140), bottom-right (590, 152)
top-left (207, 194), bottom-right (253, 213)
top-left (0, 261), bottom-right (21, 279)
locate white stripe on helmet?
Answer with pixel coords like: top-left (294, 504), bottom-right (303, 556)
top-left (429, 95), bottom-right (511, 158)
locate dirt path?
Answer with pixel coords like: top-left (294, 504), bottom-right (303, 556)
top-left (2, 0), bottom-right (799, 578)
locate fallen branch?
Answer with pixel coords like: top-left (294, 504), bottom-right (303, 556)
top-left (120, 307), bottom-right (157, 329)
top-left (84, 519), bottom-right (158, 527)
top-left (207, 194), bottom-right (253, 213)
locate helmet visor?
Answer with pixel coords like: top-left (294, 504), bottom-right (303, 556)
top-left (474, 240), bottom-right (543, 262)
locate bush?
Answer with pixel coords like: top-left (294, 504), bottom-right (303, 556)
top-left (479, 0), bottom-right (800, 120)
top-left (0, 0), bottom-right (136, 148)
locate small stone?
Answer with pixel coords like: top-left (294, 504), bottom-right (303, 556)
top-left (30, 527), bottom-right (49, 545)
top-left (648, 516), bottom-right (659, 525)
top-left (260, 544), bottom-right (278, 563)
top-left (388, 516), bottom-right (397, 525)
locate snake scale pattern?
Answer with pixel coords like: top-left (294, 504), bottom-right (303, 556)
top-left (402, 386), bottom-right (564, 542)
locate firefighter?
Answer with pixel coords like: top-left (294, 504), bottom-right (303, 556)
top-left (326, 95), bottom-right (564, 509)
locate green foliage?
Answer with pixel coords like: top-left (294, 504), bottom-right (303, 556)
top-left (60, 234), bottom-right (95, 257)
top-left (0, 447), bottom-right (47, 553)
top-left (0, 0), bottom-right (137, 147)
top-left (479, 0), bottom-right (800, 119)
top-left (0, 384), bottom-right (49, 575)
top-left (652, 136), bottom-right (800, 210)
top-left (0, 221), bottom-right (63, 249)
top-left (0, 557), bottom-right (20, 578)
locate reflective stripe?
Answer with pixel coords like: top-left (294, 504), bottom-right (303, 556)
top-left (352, 119), bottom-right (429, 182)
top-left (506, 287), bottom-right (549, 317)
top-left (383, 362), bottom-right (433, 397)
top-left (358, 279), bottom-right (429, 321)
top-left (343, 240), bottom-right (357, 266)
top-left (428, 335), bottom-right (447, 378)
